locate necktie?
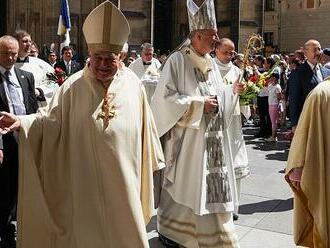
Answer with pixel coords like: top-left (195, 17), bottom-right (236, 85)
top-left (313, 64), bottom-right (323, 82)
top-left (66, 62), bottom-right (71, 74)
top-left (4, 70), bottom-right (26, 115)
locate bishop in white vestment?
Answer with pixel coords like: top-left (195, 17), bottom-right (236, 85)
top-left (0, 2), bottom-right (164, 248)
top-left (151, 1), bottom-right (244, 247)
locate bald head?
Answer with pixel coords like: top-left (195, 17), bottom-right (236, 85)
top-left (0, 35), bottom-right (19, 70)
top-left (303, 39), bottom-right (321, 65)
top-left (215, 38), bottom-right (236, 64)
top-left (304, 39), bottom-right (320, 49)
top-left (0, 35), bottom-right (18, 47)
top-left (216, 38), bottom-right (235, 49)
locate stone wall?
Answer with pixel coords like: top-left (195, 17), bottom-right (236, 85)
top-left (6, 0), bottom-right (151, 58)
top-left (280, 0), bottom-right (330, 52)
top-left (7, 0), bottom-right (310, 57)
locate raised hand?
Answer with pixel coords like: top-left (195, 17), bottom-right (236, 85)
top-left (0, 112), bottom-right (21, 134)
top-left (233, 78), bottom-right (246, 94)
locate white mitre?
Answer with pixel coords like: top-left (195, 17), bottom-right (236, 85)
top-left (187, 0), bottom-right (217, 32)
top-left (83, 1), bottom-right (130, 53)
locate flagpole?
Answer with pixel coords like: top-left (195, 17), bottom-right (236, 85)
top-left (151, 0), bottom-right (154, 44)
top-left (117, 0), bottom-right (121, 9)
top-left (57, 0), bottom-right (71, 52)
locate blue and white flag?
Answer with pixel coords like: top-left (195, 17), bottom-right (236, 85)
top-left (57, 0), bottom-right (71, 49)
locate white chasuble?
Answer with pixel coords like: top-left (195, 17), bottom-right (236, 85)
top-left (17, 65), bottom-right (164, 248)
top-left (151, 47), bottom-right (239, 215)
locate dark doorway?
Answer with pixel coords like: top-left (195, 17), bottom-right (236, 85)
top-left (0, 1), bottom-right (7, 36)
top-left (154, 0), bottom-right (173, 54)
top-left (230, 0), bottom-right (240, 49)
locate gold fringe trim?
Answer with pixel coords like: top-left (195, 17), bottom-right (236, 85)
top-left (158, 215), bottom-right (238, 247)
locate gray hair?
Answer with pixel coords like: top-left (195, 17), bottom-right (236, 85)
top-left (141, 42), bottom-right (154, 52)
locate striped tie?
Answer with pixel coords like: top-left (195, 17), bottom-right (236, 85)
top-left (4, 70), bottom-right (26, 115)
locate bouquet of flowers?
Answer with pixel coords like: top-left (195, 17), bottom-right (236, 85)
top-left (239, 60), bottom-right (281, 105)
top-left (239, 75), bottom-right (262, 105)
top-left (47, 67), bottom-right (68, 86)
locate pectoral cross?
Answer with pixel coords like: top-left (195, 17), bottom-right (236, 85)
top-left (97, 92), bottom-right (116, 129)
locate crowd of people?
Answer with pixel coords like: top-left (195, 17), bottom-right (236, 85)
top-left (16, 31), bottom-right (330, 146)
top-left (0, 0), bottom-right (329, 247)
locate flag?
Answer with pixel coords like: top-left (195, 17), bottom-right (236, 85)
top-left (57, 0), bottom-right (71, 50)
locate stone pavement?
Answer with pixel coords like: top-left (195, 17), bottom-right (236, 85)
top-left (147, 125), bottom-right (300, 248)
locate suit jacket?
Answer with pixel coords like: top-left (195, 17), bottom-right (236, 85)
top-left (0, 67), bottom-right (38, 214)
top-left (289, 61), bottom-right (330, 126)
top-left (0, 68), bottom-right (38, 231)
top-left (54, 60), bottom-right (81, 75)
top-left (0, 68), bottom-right (38, 149)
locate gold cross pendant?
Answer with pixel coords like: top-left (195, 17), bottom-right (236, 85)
top-left (97, 93), bottom-right (116, 129)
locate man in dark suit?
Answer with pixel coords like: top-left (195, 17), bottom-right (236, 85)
top-left (0, 35), bottom-right (38, 248)
top-left (54, 46), bottom-right (81, 76)
top-left (289, 39), bottom-right (330, 130)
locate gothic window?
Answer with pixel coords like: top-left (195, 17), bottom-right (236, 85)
top-left (307, 0), bottom-right (315, 8)
top-left (265, 0), bottom-right (275, 11)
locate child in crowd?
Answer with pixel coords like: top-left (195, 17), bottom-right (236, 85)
top-left (266, 72), bottom-right (282, 142)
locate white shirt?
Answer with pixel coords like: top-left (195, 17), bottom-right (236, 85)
top-left (258, 86), bottom-right (269, 97)
top-left (307, 60), bottom-right (323, 81)
top-left (0, 65), bottom-right (24, 114)
top-left (268, 83), bottom-right (282, 105)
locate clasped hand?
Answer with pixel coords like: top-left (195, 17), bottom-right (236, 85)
top-left (204, 96), bottom-right (218, 114)
top-left (0, 112), bottom-right (21, 134)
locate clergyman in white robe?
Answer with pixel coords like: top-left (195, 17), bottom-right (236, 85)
top-left (16, 65), bottom-right (165, 248)
top-left (151, 45), bottom-right (240, 248)
top-left (129, 57), bottom-right (161, 103)
top-left (15, 56), bottom-right (58, 105)
top-left (214, 57), bottom-right (250, 214)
